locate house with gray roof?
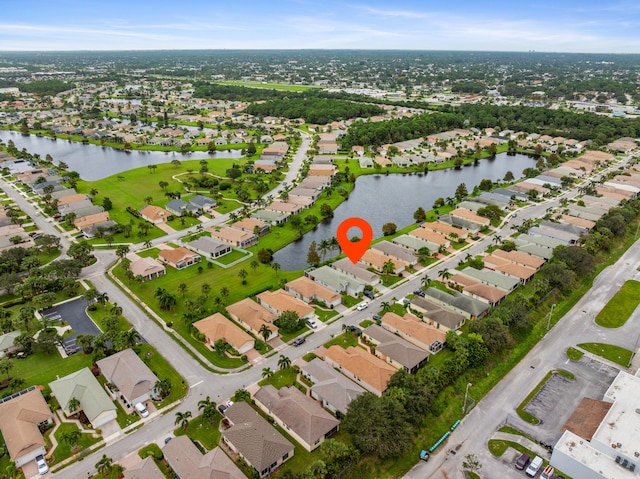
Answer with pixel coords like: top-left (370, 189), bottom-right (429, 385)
top-left (392, 234), bottom-right (438, 254)
top-left (82, 220), bottom-right (117, 239)
top-left (520, 234), bottom-right (565, 250)
top-left (458, 267), bottom-right (520, 292)
top-left (49, 367), bottom-right (117, 428)
top-left (162, 436), bottom-right (244, 479)
top-left (189, 194), bottom-right (217, 212)
top-left (372, 241), bottom-right (417, 265)
top-left (491, 188), bottom-right (528, 201)
top-left (223, 401), bottom-right (294, 478)
top-left (362, 325), bottom-right (429, 374)
top-left (0, 330), bottom-right (22, 357)
top-left (410, 297), bottom-right (466, 331)
top-left (165, 199), bottom-right (199, 217)
top-left (300, 358), bottom-right (366, 416)
top-left (358, 157), bottom-right (374, 168)
top-left (71, 205), bottom-right (105, 219)
top-left (332, 258), bottom-right (380, 285)
top-left (424, 287), bottom-right (489, 320)
top-left (58, 198), bottom-right (93, 214)
top-left (514, 241), bottom-right (555, 260)
top-left (97, 348), bottom-right (159, 406)
top-left (254, 386), bottom-right (340, 452)
top-left (529, 225), bottom-right (579, 245)
top-left (186, 236), bottom-right (231, 259)
top-left (252, 209), bottom-right (290, 226)
top-left (437, 213), bottom-right (481, 232)
top-left (305, 266), bottom-right (365, 296)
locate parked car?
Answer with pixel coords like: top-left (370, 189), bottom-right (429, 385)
top-left (306, 318), bottom-right (318, 329)
top-left (526, 456), bottom-right (543, 477)
top-left (515, 453), bottom-right (530, 470)
top-left (413, 289), bottom-right (426, 297)
top-left (363, 290), bottom-right (375, 300)
top-left (217, 403), bottom-right (228, 414)
top-left (293, 337), bottom-right (306, 346)
top-left (356, 302), bottom-right (368, 311)
top-left (36, 455), bottom-right (48, 475)
top-left (135, 402), bottom-right (149, 418)
top-left (164, 437), bottom-right (173, 444)
top-left (372, 314), bottom-right (382, 321)
top-left (540, 465), bottom-right (554, 479)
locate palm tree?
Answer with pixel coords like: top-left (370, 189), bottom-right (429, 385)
top-left (381, 301), bottom-right (391, 312)
top-left (144, 196), bottom-right (153, 205)
top-left (61, 429), bottom-right (81, 450)
top-left (201, 283), bottom-right (211, 299)
top-left (493, 234), bottom-right (502, 245)
top-left (318, 239), bottom-right (331, 261)
top-left (68, 397), bottom-right (81, 414)
top-left (155, 378), bottom-right (172, 399)
top-left (95, 454), bottom-right (113, 476)
top-left (278, 355), bottom-right (291, 370)
top-left (122, 329), bottom-right (141, 348)
top-left (382, 260), bottom-right (395, 281)
top-left (0, 358), bottom-right (12, 381)
top-left (178, 283), bottom-right (188, 297)
top-left (250, 260), bottom-right (260, 273)
top-left (219, 287), bottom-right (229, 304)
top-left (96, 292), bottom-right (109, 309)
top-left (271, 262), bottom-right (281, 277)
top-left (110, 302), bottom-right (122, 317)
top-left (259, 324), bottom-right (272, 342)
top-left (421, 276), bottom-right (431, 289)
top-left (198, 396), bottom-right (217, 424)
top-left (238, 268), bottom-right (248, 284)
top-left (438, 268), bottom-right (452, 282)
top-left (174, 410), bottom-right (192, 430)
top-left (261, 367), bottom-right (273, 380)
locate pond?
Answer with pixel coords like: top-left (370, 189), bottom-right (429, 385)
top-left (273, 153), bottom-right (536, 270)
top-left (0, 130), bottom-right (243, 181)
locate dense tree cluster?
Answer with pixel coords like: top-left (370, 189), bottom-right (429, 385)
top-left (246, 98), bottom-right (384, 124)
top-left (18, 79), bottom-right (71, 96)
top-left (341, 104), bottom-right (640, 148)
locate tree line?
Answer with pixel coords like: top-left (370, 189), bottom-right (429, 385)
top-left (245, 97), bottom-right (384, 124)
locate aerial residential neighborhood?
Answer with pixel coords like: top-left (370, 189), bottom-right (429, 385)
top-left (1, 13), bottom-right (640, 479)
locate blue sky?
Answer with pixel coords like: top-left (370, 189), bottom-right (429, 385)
top-left (2, 0), bottom-right (640, 52)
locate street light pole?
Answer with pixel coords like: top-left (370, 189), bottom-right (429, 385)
top-left (546, 303), bottom-right (556, 330)
top-left (462, 382), bottom-right (472, 414)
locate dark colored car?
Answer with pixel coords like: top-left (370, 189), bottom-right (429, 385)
top-left (413, 289), bottom-right (426, 297)
top-left (363, 290), bottom-right (375, 300)
top-left (372, 314), bottom-right (382, 321)
top-left (515, 453), bottom-right (531, 470)
top-left (293, 337), bottom-right (306, 346)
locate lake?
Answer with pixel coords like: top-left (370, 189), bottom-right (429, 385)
top-left (0, 130), bottom-right (243, 181)
top-left (273, 153), bottom-right (536, 270)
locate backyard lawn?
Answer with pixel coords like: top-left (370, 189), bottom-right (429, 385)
top-left (323, 332), bottom-right (359, 349)
top-left (258, 366), bottom-right (297, 389)
top-left (595, 280), bottom-right (640, 328)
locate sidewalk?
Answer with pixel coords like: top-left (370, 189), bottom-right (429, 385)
top-left (492, 431), bottom-right (550, 459)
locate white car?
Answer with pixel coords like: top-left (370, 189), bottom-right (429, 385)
top-left (356, 302), bottom-right (368, 311)
top-left (36, 455), bottom-right (48, 475)
top-left (135, 402), bottom-right (149, 418)
top-left (306, 318), bottom-right (318, 329)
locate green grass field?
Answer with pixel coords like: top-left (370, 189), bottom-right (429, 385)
top-left (174, 413), bottom-right (222, 450)
top-left (577, 342), bottom-right (633, 366)
top-left (51, 422), bottom-right (101, 465)
top-left (595, 280), bottom-right (640, 328)
top-left (217, 80), bottom-right (316, 92)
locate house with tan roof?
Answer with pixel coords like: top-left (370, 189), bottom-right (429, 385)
top-left (380, 312), bottom-right (447, 354)
top-left (0, 388), bottom-right (53, 467)
top-left (193, 313), bottom-right (254, 355)
top-left (254, 386), bottom-right (340, 452)
top-left (209, 226), bottom-right (258, 248)
top-left (125, 253), bottom-right (166, 281)
top-left (232, 217), bottom-right (270, 236)
top-left (162, 436), bottom-right (245, 479)
top-left (308, 164), bottom-right (336, 176)
top-left (450, 208), bottom-right (490, 227)
top-left (223, 401), bottom-right (294, 478)
top-left (139, 205), bottom-right (170, 224)
top-left (359, 249), bottom-right (408, 274)
top-left (449, 272), bottom-right (509, 305)
top-left (371, 241), bottom-right (417, 265)
top-left (300, 358), bottom-right (366, 416)
top-left (226, 298), bottom-right (279, 341)
top-left (74, 211), bottom-right (110, 230)
top-left (490, 248), bottom-right (546, 270)
top-left (256, 289), bottom-right (315, 320)
top-left (481, 255), bottom-right (537, 283)
top-left (322, 345), bottom-right (395, 396)
top-left (285, 276), bottom-right (341, 308)
top-left (158, 246), bottom-right (201, 270)
top-left (362, 324), bottom-right (429, 374)
top-left (57, 193), bottom-right (88, 206)
top-left (266, 201), bottom-right (304, 214)
top-left (123, 456), bottom-right (164, 479)
top-left (96, 348), bottom-right (159, 406)
top-left (421, 221), bottom-right (468, 240)
top-left (409, 227), bottom-right (451, 247)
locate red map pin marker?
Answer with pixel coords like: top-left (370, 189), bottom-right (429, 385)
top-left (337, 217), bottom-right (373, 264)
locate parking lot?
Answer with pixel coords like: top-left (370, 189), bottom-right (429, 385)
top-left (508, 355), bottom-right (620, 446)
top-left (42, 298), bottom-right (101, 354)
